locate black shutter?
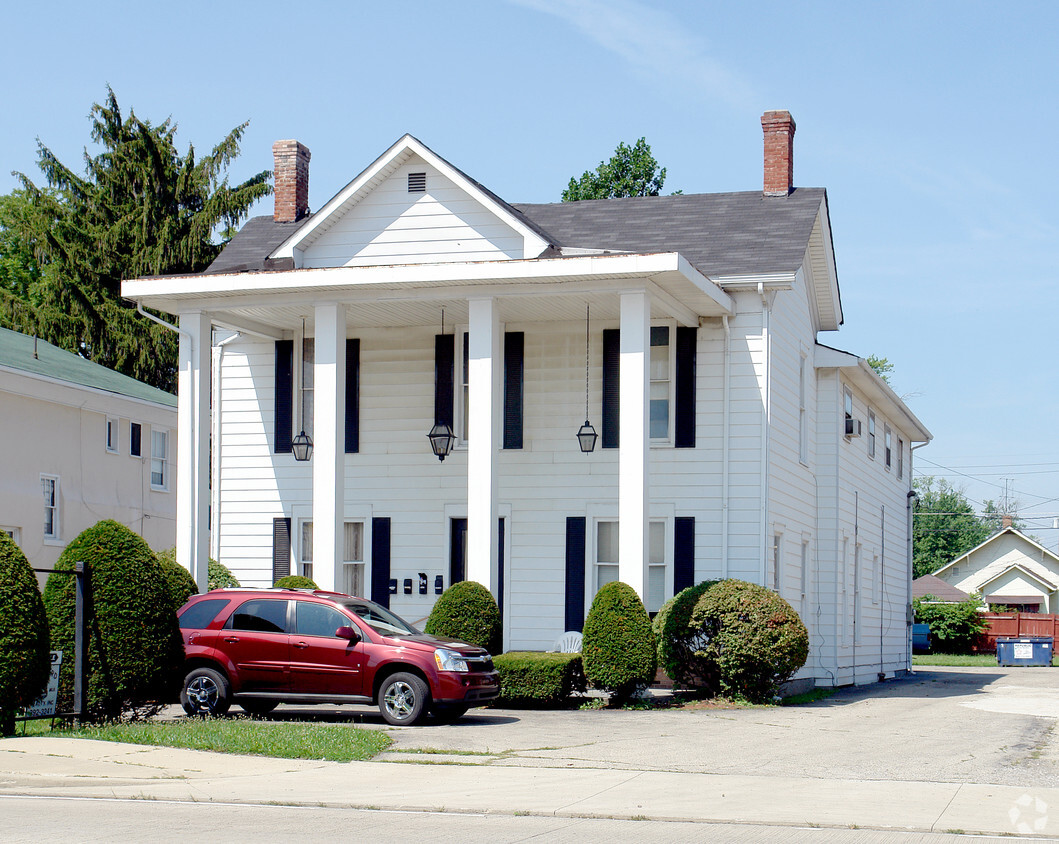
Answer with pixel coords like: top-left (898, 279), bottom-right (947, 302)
top-left (274, 340), bottom-right (293, 453)
top-left (565, 517), bottom-right (587, 632)
top-left (345, 338), bottom-right (360, 453)
top-left (371, 517), bottom-right (391, 608)
top-left (434, 334), bottom-right (455, 429)
top-left (272, 517), bottom-right (292, 583)
top-left (602, 329), bottom-right (620, 449)
top-left (503, 332), bottom-right (524, 449)
top-left (674, 517), bottom-right (695, 593)
top-left (675, 327), bottom-right (697, 448)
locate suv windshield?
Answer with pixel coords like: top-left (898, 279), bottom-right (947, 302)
top-left (341, 599), bottom-right (419, 637)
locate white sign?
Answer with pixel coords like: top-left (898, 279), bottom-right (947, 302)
top-left (1013, 642), bottom-right (1034, 661)
top-left (24, 651), bottom-right (62, 718)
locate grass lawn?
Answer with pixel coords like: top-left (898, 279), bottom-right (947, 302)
top-left (13, 716), bottom-right (392, 762)
top-left (914, 653), bottom-right (1059, 668)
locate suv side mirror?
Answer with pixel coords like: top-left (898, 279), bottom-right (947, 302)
top-left (335, 625), bottom-right (361, 642)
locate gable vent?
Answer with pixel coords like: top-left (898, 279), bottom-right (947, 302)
top-left (408, 172), bottom-right (427, 193)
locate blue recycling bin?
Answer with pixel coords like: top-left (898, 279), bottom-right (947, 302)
top-left (996, 637), bottom-right (1053, 667)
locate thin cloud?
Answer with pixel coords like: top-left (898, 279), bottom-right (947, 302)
top-left (509, 0), bottom-right (755, 108)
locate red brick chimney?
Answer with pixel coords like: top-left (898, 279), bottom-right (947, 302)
top-left (273, 140), bottom-right (311, 222)
top-left (761, 110), bottom-right (796, 197)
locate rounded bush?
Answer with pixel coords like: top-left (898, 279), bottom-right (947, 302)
top-left (155, 549), bottom-right (199, 611)
top-left (581, 581), bottom-right (657, 701)
top-left (0, 533), bottom-right (50, 734)
top-left (652, 580), bottom-right (717, 689)
top-left (688, 579), bottom-right (809, 703)
top-left (274, 574), bottom-right (319, 589)
top-left (43, 520), bottom-right (184, 720)
top-left (424, 581), bottom-right (502, 655)
top-left (208, 558), bottom-right (240, 590)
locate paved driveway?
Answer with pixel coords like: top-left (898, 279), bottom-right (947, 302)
top-left (360, 666), bottom-right (1059, 787)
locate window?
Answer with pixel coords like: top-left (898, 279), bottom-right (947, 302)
top-left (229, 599), bottom-right (289, 633)
top-left (647, 522), bottom-right (666, 613)
top-left (650, 326), bottom-right (672, 440)
top-left (772, 534), bottom-right (782, 592)
top-left (130, 422), bottom-right (142, 457)
top-left (1, 526), bottom-right (20, 546)
top-left (151, 430), bottom-right (169, 490)
top-left (595, 521), bottom-right (619, 593)
top-left (843, 387), bottom-right (854, 437)
top-left (42, 475), bottom-right (59, 540)
top-left (301, 337), bottom-right (314, 439)
top-left (800, 540), bottom-right (809, 613)
top-left (178, 598), bottom-right (229, 630)
top-left (343, 522), bottom-right (365, 597)
top-left (295, 602), bottom-right (349, 638)
top-left (798, 355), bottom-right (808, 464)
top-left (594, 519), bottom-right (668, 612)
top-left (867, 411), bottom-right (876, 458)
top-left (299, 520), bottom-right (314, 580)
top-left (106, 417), bottom-right (118, 453)
top-left (884, 425), bottom-right (892, 469)
top-left (460, 332), bottom-right (470, 442)
top-left (897, 437), bottom-right (905, 479)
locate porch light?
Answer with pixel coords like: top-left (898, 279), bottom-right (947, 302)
top-left (577, 420), bottom-right (598, 453)
top-left (292, 430), bottom-right (314, 462)
top-left (427, 422), bottom-right (456, 462)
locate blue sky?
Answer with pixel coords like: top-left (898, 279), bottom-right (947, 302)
top-left (3, 1), bottom-right (1057, 537)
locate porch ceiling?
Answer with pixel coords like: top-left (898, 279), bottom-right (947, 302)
top-left (123, 253), bottom-right (733, 337)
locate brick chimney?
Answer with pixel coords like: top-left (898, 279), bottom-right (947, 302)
top-left (273, 140), bottom-right (311, 222)
top-left (761, 110), bottom-right (796, 197)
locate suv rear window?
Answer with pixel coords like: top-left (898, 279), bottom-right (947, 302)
top-left (178, 598), bottom-right (230, 630)
top-left (227, 599), bottom-right (289, 633)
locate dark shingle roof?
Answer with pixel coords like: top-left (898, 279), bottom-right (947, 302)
top-left (514, 189), bottom-right (826, 278)
top-left (912, 575), bottom-right (970, 603)
top-left (206, 188), bottom-right (827, 279)
top-left (0, 326), bottom-right (176, 407)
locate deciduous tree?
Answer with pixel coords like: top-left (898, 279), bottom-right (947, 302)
top-left (562, 137), bottom-right (672, 201)
top-left (913, 477), bottom-right (991, 578)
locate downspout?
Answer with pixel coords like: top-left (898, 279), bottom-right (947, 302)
top-left (759, 284), bottom-right (772, 586)
top-left (211, 331), bottom-right (242, 561)
top-left (721, 315), bottom-right (731, 578)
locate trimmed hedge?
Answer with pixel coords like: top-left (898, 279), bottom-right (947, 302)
top-left (44, 520), bottom-right (184, 720)
top-left (154, 549), bottom-right (199, 611)
top-left (688, 579), bottom-right (809, 703)
top-left (653, 580), bottom-right (717, 689)
top-left (0, 533), bottom-right (50, 734)
top-left (493, 652), bottom-right (585, 706)
top-left (208, 558), bottom-right (240, 590)
top-left (274, 575), bottom-right (319, 589)
top-left (425, 581), bottom-right (502, 655)
top-left (581, 581), bottom-right (657, 701)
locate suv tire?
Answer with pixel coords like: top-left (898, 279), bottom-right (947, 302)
top-left (379, 672), bottom-right (430, 725)
top-left (180, 667), bottom-right (231, 717)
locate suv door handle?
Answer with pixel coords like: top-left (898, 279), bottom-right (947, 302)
top-left (224, 636), bottom-right (239, 643)
top-left (293, 641), bottom-right (309, 649)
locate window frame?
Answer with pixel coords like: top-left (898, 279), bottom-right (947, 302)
top-left (843, 387), bottom-right (854, 439)
top-left (897, 437), bottom-right (905, 479)
top-left (41, 474), bottom-right (60, 542)
top-left (105, 416), bottom-right (119, 454)
top-left (884, 425), bottom-right (893, 470)
top-left (130, 421), bottom-right (143, 458)
top-left (300, 335), bottom-right (315, 440)
top-left (586, 511), bottom-right (674, 615)
top-left (867, 410), bottom-right (876, 459)
top-left (298, 518), bottom-right (314, 580)
top-left (649, 322), bottom-right (676, 445)
top-left (150, 429), bottom-right (170, 491)
top-left (2, 526), bottom-right (20, 545)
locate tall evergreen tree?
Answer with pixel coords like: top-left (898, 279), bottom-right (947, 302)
top-left (0, 87), bottom-right (271, 390)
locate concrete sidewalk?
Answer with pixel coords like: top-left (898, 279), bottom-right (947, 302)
top-left (1, 737), bottom-right (1055, 838)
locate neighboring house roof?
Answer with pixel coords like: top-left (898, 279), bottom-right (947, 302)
top-left (978, 562), bottom-right (1059, 595)
top-left (934, 527), bottom-right (1059, 577)
top-left (912, 574), bottom-right (970, 602)
top-left (0, 326), bottom-right (177, 407)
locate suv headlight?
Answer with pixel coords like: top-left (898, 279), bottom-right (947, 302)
top-left (434, 648), bottom-right (469, 672)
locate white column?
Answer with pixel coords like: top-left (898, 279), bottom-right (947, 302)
top-left (466, 297), bottom-right (500, 594)
top-left (618, 291), bottom-right (649, 598)
top-left (177, 311), bottom-right (211, 592)
top-left (312, 303), bottom-right (346, 593)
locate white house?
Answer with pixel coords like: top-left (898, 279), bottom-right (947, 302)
top-left (933, 527), bottom-right (1059, 613)
top-left (123, 111), bottom-right (930, 686)
top-left (0, 326), bottom-right (178, 567)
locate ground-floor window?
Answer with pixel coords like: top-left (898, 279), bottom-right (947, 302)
top-left (343, 522), bottom-right (365, 596)
top-left (594, 519), bottom-right (669, 612)
top-left (41, 475), bottom-right (60, 541)
top-left (299, 520), bottom-right (313, 581)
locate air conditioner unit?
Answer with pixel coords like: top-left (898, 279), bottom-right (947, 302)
top-left (845, 418), bottom-right (862, 437)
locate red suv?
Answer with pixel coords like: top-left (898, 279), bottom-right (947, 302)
top-left (176, 589), bottom-right (500, 725)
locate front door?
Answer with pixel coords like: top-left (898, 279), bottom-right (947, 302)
top-left (288, 602), bottom-right (367, 696)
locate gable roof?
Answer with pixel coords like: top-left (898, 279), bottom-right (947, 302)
top-left (934, 527), bottom-right (1059, 577)
top-left (0, 326), bottom-right (176, 407)
top-left (912, 574), bottom-right (970, 602)
top-left (977, 562), bottom-right (1059, 595)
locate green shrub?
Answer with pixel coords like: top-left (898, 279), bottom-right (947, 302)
top-left (581, 581), bottom-right (657, 701)
top-left (914, 594), bottom-right (986, 654)
top-left (0, 533), bottom-right (50, 734)
top-left (154, 549), bottom-right (199, 611)
top-left (208, 558), bottom-right (240, 590)
top-left (43, 520), bottom-right (184, 720)
top-left (424, 581), bottom-right (502, 655)
top-left (493, 652), bottom-right (586, 706)
top-left (688, 579), bottom-right (809, 703)
top-left (653, 580), bottom-right (717, 689)
top-left (274, 575), bottom-right (319, 589)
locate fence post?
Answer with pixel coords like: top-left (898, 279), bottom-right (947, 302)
top-left (73, 561), bottom-right (88, 722)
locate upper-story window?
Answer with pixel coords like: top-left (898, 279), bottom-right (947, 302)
top-left (106, 417), bottom-right (119, 453)
top-left (650, 326), bottom-right (672, 441)
top-left (898, 437), bottom-right (905, 479)
top-left (843, 387), bottom-right (854, 437)
top-left (130, 422), bottom-right (142, 457)
top-left (301, 337), bottom-right (315, 439)
top-left (151, 430), bottom-right (169, 490)
top-left (41, 475), bottom-right (59, 540)
top-left (884, 425), bottom-right (893, 470)
top-left (867, 411), bottom-right (876, 458)
top-left (460, 332), bottom-right (470, 442)
top-left (798, 355), bottom-right (808, 464)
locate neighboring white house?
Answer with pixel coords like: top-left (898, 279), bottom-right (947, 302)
top-left (933, 527), bottom-right (1059, 613)
top-left (123, 111), bottom-right (931, 686)
top-left (0, 326), bottom-right (178, 567)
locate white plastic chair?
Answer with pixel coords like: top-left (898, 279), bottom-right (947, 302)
top-left (551, 631), bottom-right (583, 653)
